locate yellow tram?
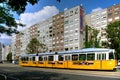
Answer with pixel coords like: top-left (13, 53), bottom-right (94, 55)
top-left (19, 48), bottom-right (118, 71)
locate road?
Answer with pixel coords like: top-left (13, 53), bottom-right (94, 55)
top-left (0, 63), bottom-right (119, 80)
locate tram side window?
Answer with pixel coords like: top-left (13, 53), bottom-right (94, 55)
top-left (72, 54), bottom-right (78, 61)
top-left (25, 57), bottom-right (28, 61)
top-left (32, 57), bottom-right (35, 61)
top-left (65, 55), bottom-right (71, 60)
top-left (109, 52), bottom-right (114, 60)
top-left (97, 54), bottom-right (101, 60)
top-left (58, 55), bottom-right (63, 61)
top-left (102, 53), bottom-right (106, 60)
top-left (87, 53), bottom-right (95, 60)
top-left (22, 57), bottom-right (28, 61)
top-left (44, 57), bottom-right (47, 61)
top-left (29, 57), bottom-right (32, 61)
top-left (79, 54), bottom-right (86, 61)
top-left (48, 56), bottom-right (53, 61)
top-left (21, 57), bottom-right (24, 61)
top-left (39, 56), bottom-right (43, 61)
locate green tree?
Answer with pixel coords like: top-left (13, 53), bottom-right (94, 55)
top-left (7, 52), bottom-right (12, 62)
top-left (0, 0), bottom-right (61, 35)
top-left (0, 0), bottom-right (39, 35)
top-left (84, 25), bottom-right (100, 48)
top-left (106, 20), bottom-right (120, 58)
top-left (26, 38), bottom-right (47, 54)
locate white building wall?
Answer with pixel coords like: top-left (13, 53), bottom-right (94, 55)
top-left (88, 9), bottom-right (108, 45)
top-left (64, 6), bottom-right (85, 50)
top-left (20, 28), bottom-right (30, 54)
top-left (38, 18), bottom-right (53, 52)
top-left (2, 45), bottom-right (11, 61)
top-left (11, 34), bottom-right (16, 60)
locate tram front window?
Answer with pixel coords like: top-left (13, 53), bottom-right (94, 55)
top-left (109, 52), bottom-right (115, 60)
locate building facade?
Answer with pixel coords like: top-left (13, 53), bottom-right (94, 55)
top-left (64, 6), bottom-right (85, 50)
top-left (37, 17), bottom-right (53, 52)
top-left (85, 4), bottom-right (120, 47)
top-left (52, 12), bottom-right (64, 52)
top-left (20, 29), bottom-right (30, 54)
top-left (85, 9), bottom-right (108, 46)
top-left (107, 4), bottom-right (120, 23)
top-left (0, 43), bottom-right (2, 61)
top-left (2, 45), bottom-right (11, 61)
top-left (12, 5), bottom-right (85, 56)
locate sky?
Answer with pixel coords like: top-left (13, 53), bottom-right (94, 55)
top-left (1, 0), bottom-right (120, 45)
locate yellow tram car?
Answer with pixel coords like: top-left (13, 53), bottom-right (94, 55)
top-left (19, 48), bottom-right (118, 71)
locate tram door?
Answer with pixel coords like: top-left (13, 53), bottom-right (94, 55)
top-left (64, 55), bottom-right (71, 68)
top-left (97, 53), bottom-right (106, 69)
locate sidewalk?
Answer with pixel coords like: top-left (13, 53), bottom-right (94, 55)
top-left (0, 63), bottom-right (19, 67)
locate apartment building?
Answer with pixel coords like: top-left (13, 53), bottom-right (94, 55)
top-left (2, 45), bottom-right (11, 61)
top-left (85, 4), bottom-right (120, 47)
top-left (0, 43), bottom-right (2, 61)
top-left (64, 6), bottom-right (85, 51)
top-left (15, 33), bottom-right (21, 56)
top-left (107, 4), bottom-right (120, 23)
top-left (12, 5), bottom-right (85, 56)
top-left (52, 12), bottom-right (64, 52)
top-left (29, 24), bottom-right (38, 40)
top-left (86, 9), bottom-right (108, 46)
top-left (20, 29), bottom-right (30, 54)
top-left (37, 18), bottom-right (53, 52)
top-left (11, 34), bottom-right (16, 60)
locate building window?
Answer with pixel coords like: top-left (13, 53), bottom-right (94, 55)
top-left (114, 12), bottom-right (119, 15)
top-left (75, 30), bottom-right (78, 33)
top-left (114, 7), bottom-right (119, 11)
top-left (65, 48), bottom-right (68, 51)
top-left (70, 47), bottom-right (73, 50)
top-left (108, 9), bottom-right (112, 12)
top-left (108, 13), bottom-right (112, 17)
top-left (75, 8), bottom-right (78, 14)
top-left (115, 16), bottom-right (119, 20)
top-left (75, 47), bottom-right (78, 50)
top-left (108, 18), bottom-right (112, 22)
top-left (64, 20), bottom-right (69, 24)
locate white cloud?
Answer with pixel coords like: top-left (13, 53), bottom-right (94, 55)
top-left (91, 7), bottom-right (103, 13)
top-left (64, 8), bottom-right (68, 11)
top-left (18, 6), bottom-right (59, 31)
top-left (0, 34), bottom-right (11, 39)
top-left (0, 6), bottom-right (59, 45)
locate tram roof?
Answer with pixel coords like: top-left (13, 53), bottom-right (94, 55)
top-left (58, 48), bottom-right (114, 54)
top-left (20, 48), bottom-right (114, 56)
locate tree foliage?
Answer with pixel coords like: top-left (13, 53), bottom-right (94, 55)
top-left (106, 20), bottom-right (120, 58)
top-left (0, 0), bottom-right (39, 35)
top-left (7, 52), bottom-right (12, 61)
top-left (84, 25), bottom-right (100, 48)
top-left (26, 38), bottom-right (47, 54)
